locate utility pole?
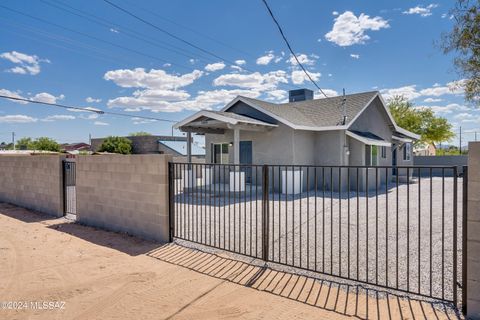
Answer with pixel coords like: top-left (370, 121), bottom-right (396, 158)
top-left (459, 126), bottom-right (462, 155)
top-left (475, 131), bottom-right (478, 142)
top-left (88, 133), bottom-right (91, 145)
top-left (11, 132), bottom-right (15, 150)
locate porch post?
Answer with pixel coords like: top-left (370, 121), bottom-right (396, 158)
top-left (186, 131), bottom-right (192, 163)
top-left (233, 128), bottom-right (240, 165)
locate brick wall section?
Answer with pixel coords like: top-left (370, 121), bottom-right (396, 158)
top-left (468, 142), bottom-right (480, 319)
top-left (76, 154), bottom-right (172, 242)
top-left (0, 155), bottom-right (64, 217)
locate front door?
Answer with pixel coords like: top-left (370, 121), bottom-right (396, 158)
top-left (240, 141), bottom-right (252, 183)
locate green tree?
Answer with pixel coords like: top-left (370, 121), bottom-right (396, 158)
top-left (129, 131), bottom-right (152, 136)
top-left (30, 137), bottom-right (60, 152)
top-left (16, 137), bottom-right (33, 150)
top-left (98, 136), bottom-right (132, 154)
top-left (388, 96), bottom-right (455, 147)
top-left (442, 0), bottom-right (480, 105)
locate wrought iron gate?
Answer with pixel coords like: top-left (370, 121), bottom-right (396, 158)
top-left (169, 162), bottom-right (466, 307)
top-left (63, 160), bottom-right (76, 216)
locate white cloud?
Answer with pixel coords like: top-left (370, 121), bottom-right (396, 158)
top-left (403, 4), bottom-right (438, 17)
top-left (104, 68), bottom-right (203, 90)
top-left (0, 51), bottom-right (48, 75)
top-left (42, 115), bottom-right (75, 122)
top-left (131, 117), bottom-right (157, 125)
top-left (287, 53), bottom-right (316, 66)
top-left (381, 80), bottom-right (466, 100)
top-left (0, 89), bottom-right (28, 104)
top-left (423, 97), bottom-right (442, 103)
top-left (204, 62), bottom-right (226, 72)
top-left (256, 52), bottom-right (275, 65)
top-left (213, 70), bottom-right (288, 91)
top-left (85, 97), bottom-right (101, 103)
top-left (231, 65), bottom-right (243, 71)
top-left (94, 121), bottom-right (109, 126)
top-left (291, 70), bottom-right (321, 85)
top-left (110, 28), bottom-right (119, 33)
top-left (266, 89), bottom-right (288, 102)
top-left (332, 11), bottom-right (339, 16)
top-left (350, 54), bottom-right (360, 59)
top-left (32, 92), bottom-right (65, 104)
top-left (0, 114), bottom-right (37, 123)
top-left (235, 60), bottom-right (246, 65)
top-left (314, 89), bottom-right (339, 98)
top-left (325, 11), bottom-right (389, 46)
top-left (419, 103), bottom-right (470, 115)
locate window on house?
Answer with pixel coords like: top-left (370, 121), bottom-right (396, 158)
top-left (366, 145), bottom-right (378, 166)
top-left (212, 143), bottom-right (229, 164)
top-left (381, 146), bottom-right (387, 159)
top-left (403, 143), bottom-right (411, 161)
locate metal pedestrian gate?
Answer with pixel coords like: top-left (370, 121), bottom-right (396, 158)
top-left (62, 160), bottom-right (76, 216)
top-left (168, 162), bottom-right (467, 309)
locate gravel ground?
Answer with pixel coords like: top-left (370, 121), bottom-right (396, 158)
top-left (173, 176), bottom-right (464, 303)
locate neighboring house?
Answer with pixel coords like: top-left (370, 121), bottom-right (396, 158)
top-left (61, 142), bottom-right (91, 153)
top-left (414, 142), bottom-right (436, 156)
top-left (90, 135), bottom-right (201, 157)
top-left (174, 89), bottom-right (419, 190)
top-left (0, 143), bottom-right (8, 150)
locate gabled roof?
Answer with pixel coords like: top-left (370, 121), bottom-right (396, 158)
top-left (221, 91), bottom-right (419, 139)
top-left (233, 91), bottom-right (378, 128)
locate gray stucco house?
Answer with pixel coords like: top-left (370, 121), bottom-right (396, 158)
top-left (174, 89), bottom-right (419, 191)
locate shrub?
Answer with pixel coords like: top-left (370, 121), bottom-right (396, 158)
top-left (98, 136), bottom-right (132, 154)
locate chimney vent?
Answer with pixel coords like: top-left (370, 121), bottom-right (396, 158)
top-left (289, 89), bottom-right (313, 102)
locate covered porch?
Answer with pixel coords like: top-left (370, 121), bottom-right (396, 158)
top-left (173, 110), bottom-right (277, 191)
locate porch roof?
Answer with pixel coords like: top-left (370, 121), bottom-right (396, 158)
top-left (173, 110), bottom-right (277, 134)
top-left (346, 130), bottom-right (391, 147)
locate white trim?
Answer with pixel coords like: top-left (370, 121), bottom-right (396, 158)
top-left (392, 135), bottom-right (413, 143)
top-left (173, 110), bottom-right (277, 130)
top-left (346, 130), bottom-right (391, 147)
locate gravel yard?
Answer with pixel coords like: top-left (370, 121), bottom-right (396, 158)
top-left (174, 176), bottom-right (463, 302)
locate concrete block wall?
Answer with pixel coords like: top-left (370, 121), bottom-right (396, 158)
top-left (0, 155), bottom-right (64, 217)
top-left (76, 154), bottom-right (172, 242)
top-left (468, 142), bottom-right (480, 319)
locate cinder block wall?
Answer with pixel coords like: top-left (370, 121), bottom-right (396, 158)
top-left (468, 142), bottom-right (480, 319)
top-left (0, 155), bottom-right (64, 217)
top-left (76, 154), bottom-right (172, 242)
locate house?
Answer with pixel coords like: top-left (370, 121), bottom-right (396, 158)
top-left (174, 89), bottom-right (419, 191)
top-left (61, 142), bottom-right (91, 153)
top-left (414, 142), bottom-right (436, 156)
top-left (90, 135), bottom-right (204, 158)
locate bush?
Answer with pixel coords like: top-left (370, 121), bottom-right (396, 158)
top-left (98, 136), bottom-right (132, 154)
top-left (31, 137), bottom-right (60, 152)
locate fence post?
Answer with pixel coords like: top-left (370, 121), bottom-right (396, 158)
top-left (463, 165), bottom-right (468, 314)
top-left (168, 162), bottom-right (175, 243)
top-left (453, 165), bottom-right (458, 307)
top-left (61, 160), bottom-right (66, 216)
top-left (262, 165), bottom-right (269, 261)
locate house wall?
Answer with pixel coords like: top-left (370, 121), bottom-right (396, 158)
top-left (0, 155), bottom-right (65, 217)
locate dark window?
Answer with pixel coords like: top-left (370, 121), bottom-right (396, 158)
top-left (212, 143), bottom-right (229, 164)
top-left (381, 146), bottom-right (387, 159)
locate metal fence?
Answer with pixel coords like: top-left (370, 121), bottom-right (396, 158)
top-left (63, 160), bottom-right (76, 216)
top-left (169, 162), bottom-right (466, 306)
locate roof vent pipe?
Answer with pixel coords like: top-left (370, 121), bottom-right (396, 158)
top-left (341, 88), bottom-right (347, 125)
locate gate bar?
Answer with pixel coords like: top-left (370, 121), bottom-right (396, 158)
top-left (262, 165), bottom-right (269, 261)
top-left (462, 165), bottom-right (468, 314)
top-left (168, 162), bottom-right (175, 242)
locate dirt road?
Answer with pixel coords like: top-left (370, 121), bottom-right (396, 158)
top-left (0, 203), bottom-right (459, 319)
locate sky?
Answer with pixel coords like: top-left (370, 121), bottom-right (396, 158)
top-left (0, 0), bottom-right (478, 149)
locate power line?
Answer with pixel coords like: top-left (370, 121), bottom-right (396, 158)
top-left (40, 0), bottom-right (215, 64)
top-left (0, 4), bottom-right (192, 70)
top-left (0, 95), bottom-right (177, 123)
top-left (260, 0), bottom-right (328, 98)
top-left (102, 0), bottom-right (250, 71)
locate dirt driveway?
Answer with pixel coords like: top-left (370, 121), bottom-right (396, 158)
top-left (0, 203), bottom-right (460, 320)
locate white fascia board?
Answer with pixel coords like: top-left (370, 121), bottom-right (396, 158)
top-left (173, 111), bottom-right (237, 129)
top-left (346, 130), bottom-right (391, 147)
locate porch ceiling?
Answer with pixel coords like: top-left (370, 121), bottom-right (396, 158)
top-left (346, 130), bottom-right (391, 147)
